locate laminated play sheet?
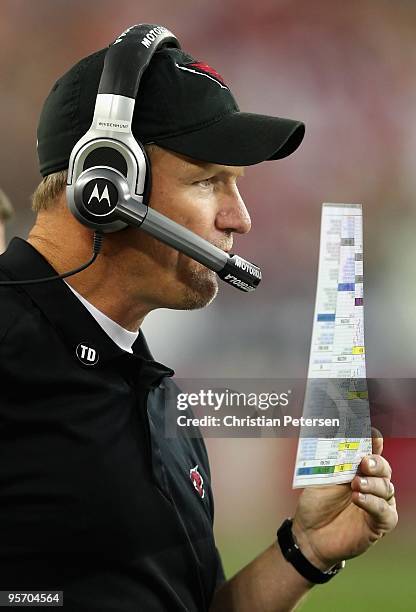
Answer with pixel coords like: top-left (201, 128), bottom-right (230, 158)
top-left (293, 204), bottom-right (372, 488)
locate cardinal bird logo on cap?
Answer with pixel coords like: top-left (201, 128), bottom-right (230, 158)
top-left (189, 465), bottom-right (205, 498)
top-left (176, 61), bottom-right (228, 89)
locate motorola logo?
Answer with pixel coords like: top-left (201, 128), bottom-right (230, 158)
top-left (88, 183), bottom-right (111, 206)
top-left (82, 178), bottom-right (118, 216)
top-left (223, 273), bottom-right (253, 292)
top-left (141, 26), bottom-right (168, 48)
top-left (233, 256), bottom-right (261, 279)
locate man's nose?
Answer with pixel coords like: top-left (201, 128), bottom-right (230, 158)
top-left (215, 189), bottom-right (251, 235)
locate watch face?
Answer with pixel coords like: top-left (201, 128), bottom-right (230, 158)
top-left (82, 178), bottom-right (119, 216)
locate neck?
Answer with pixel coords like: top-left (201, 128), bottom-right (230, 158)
top-left (27, 210), bottom-right (154, 332)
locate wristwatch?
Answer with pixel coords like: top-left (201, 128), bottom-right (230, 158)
top-left (276, 518), bottom-right (345, 584)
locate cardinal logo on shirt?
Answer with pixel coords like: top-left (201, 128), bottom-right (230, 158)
top-left (189, 465), bottom-right (205, 499)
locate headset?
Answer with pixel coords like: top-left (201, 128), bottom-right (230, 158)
top-left (1, 24), bottom-right (262, 292)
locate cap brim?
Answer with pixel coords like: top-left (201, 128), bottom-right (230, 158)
top-left (151, 112), bottom-right (305, 166)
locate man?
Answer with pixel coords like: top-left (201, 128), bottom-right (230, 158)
top-left (0, 38), bottom-right (397, 612)
top-left (0, 188), bottom-right (13, 254)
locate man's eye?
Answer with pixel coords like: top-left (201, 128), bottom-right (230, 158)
top-left (194, 177), bottom-right (214, 188)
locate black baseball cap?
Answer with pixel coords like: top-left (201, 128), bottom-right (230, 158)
top-left (37, 46), bottom-right (305, 177)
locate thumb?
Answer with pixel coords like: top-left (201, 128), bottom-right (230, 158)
top-left (371, 426), bottom-right (383, 455)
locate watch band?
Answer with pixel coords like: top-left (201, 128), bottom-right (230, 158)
top-left (276, 518), bottom-right (345, 584)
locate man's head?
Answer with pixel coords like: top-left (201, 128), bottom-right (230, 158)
top-left (30, 34), bottom-right (305, 322)
top-left (31, 145), bottom-right (249, 311)
top-left (0, 188), bottom-right (13, 255)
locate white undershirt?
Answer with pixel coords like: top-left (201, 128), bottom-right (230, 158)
top-left (65, 282), bottom-right (139, 353)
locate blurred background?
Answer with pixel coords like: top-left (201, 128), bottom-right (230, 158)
top-left (1, 0), bottom-right (415, 608)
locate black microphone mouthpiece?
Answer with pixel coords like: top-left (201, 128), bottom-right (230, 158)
top-left (217, 254), bottom-right (262, 292)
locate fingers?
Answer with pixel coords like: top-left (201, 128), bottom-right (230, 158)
top-left (351, 450), bottom-right (398, 536)
top-left (371, 427), bottom-right (383, 456)
top-left (351, 474), bottom-right (395, 504)
top-left (359, 453), bottom-right (392, 479)
top-left (351, 491), bottom-right (398, 534)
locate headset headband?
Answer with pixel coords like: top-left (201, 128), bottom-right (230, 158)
top-left (67, 24), bottom-right (181, 192)
top-left (98, 24), bottom-right (180, 99)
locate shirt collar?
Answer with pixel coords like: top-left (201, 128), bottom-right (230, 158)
top-left (0, 238), bottom-right (174, 385)
top-left (65, 281), bottom-right (139, 353)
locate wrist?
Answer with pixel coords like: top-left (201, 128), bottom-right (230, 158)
top-left (291, 520), bottom-right (333, 572)
top-left (276, 518), bottom-right (345, 584)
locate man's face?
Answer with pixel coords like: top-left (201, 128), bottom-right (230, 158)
top-left (117, 146), bottom-right (251, 311)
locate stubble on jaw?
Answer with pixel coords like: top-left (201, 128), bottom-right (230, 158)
top-left (161, 258), bottom-right (218, 311)
top-left (179, 267), bottom-right (219, 310)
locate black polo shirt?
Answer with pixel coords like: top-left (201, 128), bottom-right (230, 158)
top-left (0, 238), bottom-right (224, 611)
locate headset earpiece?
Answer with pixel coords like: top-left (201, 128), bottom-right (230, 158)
top-left (71, 143), bottom-right (152, 233)
top-left (72, 167), bottom-right (132, 232)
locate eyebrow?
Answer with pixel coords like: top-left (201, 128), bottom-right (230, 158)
top-left (189, 163), bottom-right (245, 179)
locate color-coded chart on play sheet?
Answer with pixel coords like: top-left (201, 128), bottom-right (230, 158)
top-left (293, 204), bottom-right (372, 488)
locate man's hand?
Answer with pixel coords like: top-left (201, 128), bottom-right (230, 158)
top-left (210, 430), bottom-right (397, 612)
top-left (292, 429), bottom-right (398, 571)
